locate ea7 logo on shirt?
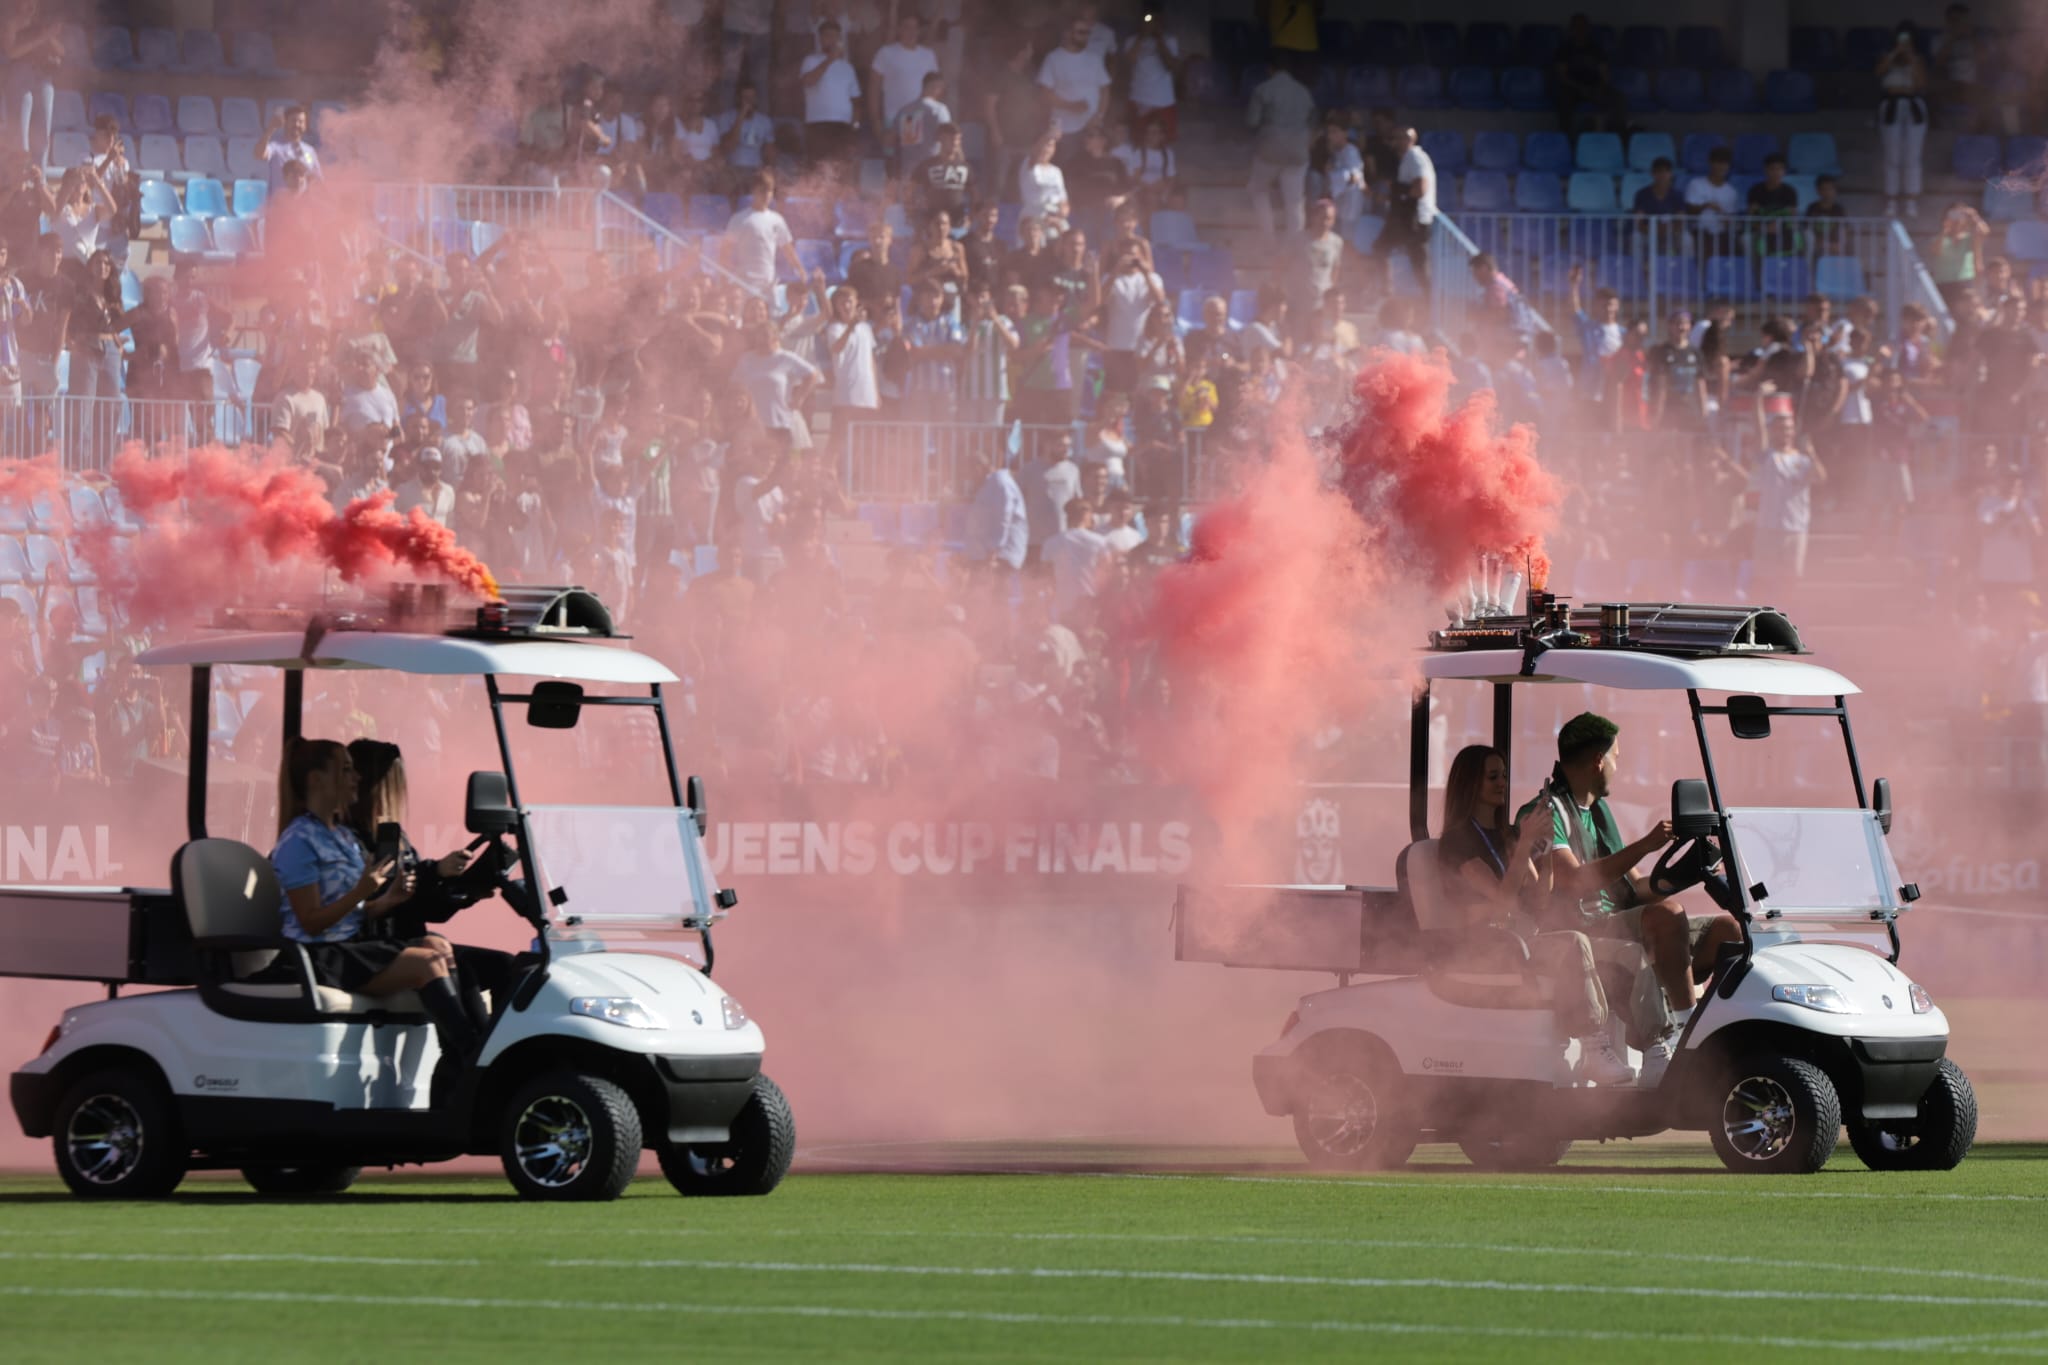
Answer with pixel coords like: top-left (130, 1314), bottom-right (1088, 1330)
top-left (192, 1074), bottom-right (241, 1093)
top-left (1420, 1056), bottom-right (1465, 1073)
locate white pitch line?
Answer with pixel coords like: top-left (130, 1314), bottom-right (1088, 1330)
top-left (8, 1247), bottom-right (2048, 1311)
top-left (0, 1284), bottom-right (2041, 1357)
top-left (1070, 1170), bottom-right (2048, 1202)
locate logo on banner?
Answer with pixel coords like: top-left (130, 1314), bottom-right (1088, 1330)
top-left (1294, 798), bottom-right (1342, 884)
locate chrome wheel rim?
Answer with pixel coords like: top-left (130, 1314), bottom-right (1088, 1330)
top-left (66, 1094), bottom-right (145, 1186)
top-left (1722, 1076), bottom-right (1797, 1160)
top-left (1302, 1074), bottom-right (1379, 1157)
top-left (512, 1095), bottom-right (593, 1187)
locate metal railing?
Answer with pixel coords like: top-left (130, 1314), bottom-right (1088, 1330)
top-left (1888, 218), bottom-right (1958, 342)
top-left (842, 420), bottom-right (1225, 505)
top-left (1436, 212), bottom-right (1910, 343)
top-left (1, 397), bottom-right (275, 470)
top-left (371, 183), bottom-right (602, 262)
top-left (1430, 213), bottom-right (1559, 342)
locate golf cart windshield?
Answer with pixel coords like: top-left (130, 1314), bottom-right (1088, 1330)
top-left (1723, 808), bottom-right (1904, 918)
top-left (524, 805), bottom-right (725, 937)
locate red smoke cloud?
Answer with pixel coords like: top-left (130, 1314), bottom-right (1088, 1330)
top-left (80, 445), bottom-right (499, 623)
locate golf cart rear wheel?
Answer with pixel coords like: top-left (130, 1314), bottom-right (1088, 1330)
top-left (240, 1164), bottom-right (362, 1195)
top-left (1459, 1135), bottom-right (1573, 1171)
top-left (52, 1066), bottom-right (187, 1200)
top-left (1708, 1055), bottom-right (1841, 1175)
top-left (1291, 1052), bottom-right (1416, 1171)
top-left (1848, 1058), bottom-right (1978, 1172)
top-left (659, 1074), bottom-right (795, 1197)
top-left (499, 1071), bottom-right (642, 1201)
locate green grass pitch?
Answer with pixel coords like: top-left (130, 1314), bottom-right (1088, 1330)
top-left (2, 1142), bottom-right (2046, 1362)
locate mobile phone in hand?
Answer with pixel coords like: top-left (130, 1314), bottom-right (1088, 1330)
top-left (375, 821), bottom-right (402, 865)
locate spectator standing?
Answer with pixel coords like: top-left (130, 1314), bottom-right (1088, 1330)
top-left (338, 347), bottom-right (402, 436)
top-left (716, 83), bottom-right (778, 187)
top-left (1122, 13), bottom-right (1182, 144)
top-left (1289, 198), bottom-right (1345, 338)
top-left (1245, 58), bottom-right (1315, 238)
top-left (1012, 278), bottom-right (1086, 427)
top-left (1, 1), bottom-right (61, 170)
top-left (1645, 310), bottom-right (1708, 432)
top-left (1932, 202), bottom-right (1990, 314)
top-left (1550, 13), bottom-right (1627, 134)
top-left (899, 282), bottom-right (964, 420)
top-left (87, 118), bottom-right (134, 270)
top-left (1875, 23), bottom-right (1929, 217)
top-left (965, 450), bottom-right (1030, 575)
top-left (892, 72), bottom-right (952, 178)
top-left (1134, 303), bottom-right (1184, 389)
top-left (1684, 146), bottom-right (1740, 254)
top-left (961, 202), bottom-right (1005, 294)
top-left (1039, 16), bottom-right (1114, 139)
top-left (960, 283), bottom-right (1019, 424)
top-left (720, 0), bottom-right (777, 113)
top-left (1752, 413), bottom-right (1825, 577)
top-left (733, 321), bottom-right (823, 451)
top-left (1021, 428), bottom-right (1084, 554)
top-left (986, 36), bottom-right (1051, 193)
top-left (13, 234), bottom-right (63, 424)
top-left (393, 448), bottom-right (457, 523)
top-left (1083, 392), bottom-right (1131, 485)
top-left (427, 254), bottom-right (501, 405)
top-left (675, 93), bottom-right (722, 187)
top-left (121, 273), bottom-right (176, 402)
top-left (1372, 126), bottom-right (1435, 293)
top-left (910, 120), bottom-right (974, 230)
top-left (909, 207), bottom-right (969, 300)
top-left (1567, 264), bottom-right (1628, 429)
top-left (870, 15), bottom-right (940, 156)
top-left (846, 218), bottom-right (905, 315)
top-left (801, 23), bottom-right (864, 182)
top-left (438, 395), bottom-right (487, 479)
top-left (1041, 496), bottom-right (1112, 623)
top-left (173, 266), bottom-right (227, 445)
top-left (1632, 156), bottom-right (1685, 255)
top-left (723, 175), bottom-right (804, 298)
top-left (1308, 120), bottom-right (1366, 231)
top-left (1117, 121), bottom-right (1180, 214)
top-left (50, 165), bottom-right (118, 276)
top-left (824, 284), bottom-right (880, 443)
top-left (60, 247), bottom-right (116, 407)
top-left (260, 106), bottom-right (325, 194)
top-left (1018, 134), bottom-right (1071, 236)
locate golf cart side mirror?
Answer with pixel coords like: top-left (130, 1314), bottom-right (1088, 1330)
top-left (686, 774), bottom-right (707, 836)
top-left (1873, 777), bottom-right (1893, 834)
top-left (1671, 778), bottom-right (1718, 839)
top-left (526, 680), bottom-right (584, 729)
top-left (466, 771), bottom-right (517, 836)
top-left (1726, 694), bottom-right (1771, 740)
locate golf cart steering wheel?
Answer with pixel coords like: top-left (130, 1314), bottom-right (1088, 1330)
top-left (1649, 835), bottom-right (1721, 898)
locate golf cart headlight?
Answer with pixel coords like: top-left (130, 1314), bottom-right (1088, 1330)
top-left (571, 997), bottom-right (667, 1030)
top-left (1771, 984), bottom-right (1859, 1014)
top-left (1909, 983), bottom-right (1934, 1014)
top-left (720, 995), bottom-right (748, 1030)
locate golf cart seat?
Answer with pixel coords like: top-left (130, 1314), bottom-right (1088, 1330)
top-left (1397, 841), bottom-right (1549, 1011)
top-left (172, 838), bottom-right (428, 1022)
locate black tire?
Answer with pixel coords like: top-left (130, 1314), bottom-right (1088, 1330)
top-left (499, 1071), bottom-right (642, 1201)
top-left (240, 1165), bottom-right (362, 1195)
top-left (1459, 1135), bottom-right (1573, 1171)
top-left (659, 1075), bottom-right (795, 1197)
top-left (1290, 1046), bottom-right (1417, 1172)
top-left (51, 1066), bottom-right (187, 1200)
top-left (1708, 1055), bottom-right (1841, 1175)
top-left (1848, 1058), bottom-right (1978, 1172)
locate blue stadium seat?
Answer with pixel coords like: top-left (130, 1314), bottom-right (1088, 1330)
top-left (2006, 136), bottom-right (2046, 173)
top-left (1598, 253), bottom-right (1640, 298)
top-left (131, 27), bottom-right (179, 70)
top-left (1681, 133), bottom-right (1728, 176)
top-left (1814, 256), bottom-right (1866, 299)
top-left (1766, 70), bottom-right (1816, 114)
top-left (1150, 209), bottom-right (1201, 250)
top-left (1448, 67), bottom-right (1500, 110)
top-left (232, 178), bottom-right (267, 217)
top-left (174, 29), bottom-right (230, 74)
top-left (835, 239), bottom-right (863, 279)
top-left (1784, 174), bottom-right (1818, 211)
top-left (1459, 170), bottom-right (1512, 212)
top-left (183, 177), bottom-right (228, 219)
top-left (1349, 216), bottom-right (1385, 253)
top-left (1628, 132), bottom-right (1676, 172)
top-left (1789, 27), bottom-right (1842, 71)
top-left (1418, 22), bottom-right (1460, 67)
top-left (1650, 255), bottom-right (1695, 298)
top-left (136, 134), bottom-right (181, 174)
top-left (211, 217), bottom-right (255, 258)
top-left (1620, 25), bottom-right (1669, 68)
top-left (308, 100), bottom-right (345, 145)
top-left (795, 238), bottom-right (836, 277)
top-left (1421, 129), bottom-right (1465, 175)
top-left (1786, 132), bottom-right (1841, 177)
top-left (138, 179), bottom-right (179, 226)
top-left (1471, 131), bottom-right (1519, 173)
top-left (167, 216), bottom-right (212, 260)
top-left (220, 96), bottom-right (263, 139)
top-left (1500, 66), bottom-right (1548, 112)
top-left (1363, 21), bottom-right (1411, 65)
top-left (1733, 132), bottom-right (1779, 176)
top-left (181, 136), bottom-right (226, 180)
top-left (1709, 69), bottom-right (1759, 113)
top-left (226, 136), bottom-right (264, 180)
top-left (231, 30), bottom-right (290, 78)
top-left (1618, 171), bottom-right (1651, 208)
top-left (689, 194), bottom-right (733, 232)
top-left (641, 191), bottom-right (683, 229)
top-left (1517, 24), bottom-right (1564, 65)
top-left (1704, 256), bottom-right (1750, 297)
top-left (1568, 172), bottom-right (1618, 213)
top-left (1514, 174), bottom-right (1564, 212)
top-left (1344, 65), bottom-right (1396, 108)
top-left (1465, 22), bottom-right (1514, 66)
top-left (133, 93), bottom-right (173, 135)
top-left (1522, 131), bottom-right (1572, 176)
top-left (1760, 256), bottom-right (1811, 299)
top-left (2005, 220), bottom-right (2048, 263)
top-left (1227, 289), bottom-right (1259, 328)
top-left (91, 25), bottom-right (134, 70)
top-left (1612, 66), bottom-right (1652, 112)
top-left (1983, 182), bottom-right (2037, 221)
top-left (89, 92), bottom-right (129, 132)
top-left (783, 195), bottom-right (831, 239)
top-left (1397, 65), bottom-right (1446, 109)
top-left (857, 504), bottom-right (902, 543)
top-left (1654, 69), bottom-right (1708, 114)
top-left (53, 89), bottom-right (86, 132)
top-left (1952, 135), bottom-right (2000, 180)
top-left (1576, 132), bottom-right (1624, 173)
top-left (51, 131), bottom-right (91, 168)
top-left (1187, 246), bottom-right (1235, 293)
top-left (1176, 288), bottom-right (1206, 331)
top-left (1674, 25), bottom-right (1727, 69)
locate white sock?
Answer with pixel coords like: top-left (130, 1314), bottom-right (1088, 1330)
top-left (1671, 1005), bottom-right (1695, 1028)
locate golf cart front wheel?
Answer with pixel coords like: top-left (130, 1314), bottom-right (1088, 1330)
top-left (499, 1071), bottom-right (643, 1201)
top-left (1459, 1135), bottom-right (1573, 1171)
top-left (1848, 1058), bottom-right (1978, 1172)
top-left (240, 1164), bottom-right (362, 1195)
top-left (1291, 1051), bottom-right (1417, 1171)
top-left (1708, 1055), bottom-right (1841, 1175)
top-left (52, 1066), bottom-right (187, 1200)
top-left (659, 1074), bottom-right (795, 1197)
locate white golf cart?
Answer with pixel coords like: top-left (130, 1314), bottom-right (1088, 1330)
top-left (1176, 594), bottom-right (1975, 1175)
top-left (4, 586), bottom-right (794, 1201)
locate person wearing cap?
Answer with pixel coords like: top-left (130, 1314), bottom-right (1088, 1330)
top-left (393, 446), bottom-right (457, 524)
top-left (1516, 713), bottom-right (1744, 1086)
top-left (1751, 411), bottom-right (1826, 577)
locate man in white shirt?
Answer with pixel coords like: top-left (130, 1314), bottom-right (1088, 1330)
top-left (869, 14), bottom-right (939, 151)
top-left (437, 395), bottom-right (488, 480)
top-left (965, 450), bottom-right (1031, 574)
top-left (259, 105), bottom-right (324, 193)
top-left (1100, 246), bottom-right (1166, 395)
top-left (1099, 490), bottom-right (1147, 554)
top-left (1685, 146), bottom-right (1741, 251)
top-left (1290, 197), bottom-right (1345, 330)
top-left (1122, 14), bottom-right (1182, 142)
top-left (1020, 430), bottom-right (1084, 556)
top-left (1245, 58), bottom-right (1316, 236)
top-left (1040, 496), bottom-right (1113, 623)
top-left (716, 83), bottom-right (778, 177)
top-left (1371, 126), bottom-right (1435, 292)
top-left (273, 360), bottom-right (332, 465)
top-left (338, 348), bottom-right (402, 436)
top-left (1751, 413), bottom-right (1826, 578)
top-left (393, 447), bottom-right (457, 523)
top-left (800, 20), bottom-right (862, 179)
top-left (823, 284), bottom-right (880, 463)
top-left (723, 174), bottom-right (804, 296)
top-left (1038, 15), bottom-right (1113, 137)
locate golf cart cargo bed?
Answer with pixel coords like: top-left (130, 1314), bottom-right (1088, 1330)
top-left (0, 887), bottom-right (195, 986)
top-left (1172, 884), bottom-right (1423, 976)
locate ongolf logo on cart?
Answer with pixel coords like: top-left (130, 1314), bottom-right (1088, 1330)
top-left (1421, 1056), bottom-right (1464, 1073)
top-left (192, 1075), bottom-right (240, 1092)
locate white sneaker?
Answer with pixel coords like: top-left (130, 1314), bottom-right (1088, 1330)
top-left (1577, 1037), bottom-right (1637, 1086)
top-left (1638, 1031), bottom-right (1679, 1088)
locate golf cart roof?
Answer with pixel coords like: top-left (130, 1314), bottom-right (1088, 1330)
top-left (1422, 649), bottom-right (1857, 696)
top-left (137, 632), bottom-right (679, 685)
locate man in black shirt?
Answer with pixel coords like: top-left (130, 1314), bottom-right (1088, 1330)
top-left (909, 122), bottom-right (974, 231)
top-left (1361, 106), bottom-right (1401, 211)
top-left (1745, 153), bottom-right (1800, 256)
top-left (844, 219), bottom-right (905, 316)
top-left (1060, 127), bottom-right (1130, 217)
top-left (1045, 227), bottom-right (1097, 315)
top-left (1644, 310), bottom-right (1707, 432)
top-left (961, 201), bottom-right (1004, 294)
